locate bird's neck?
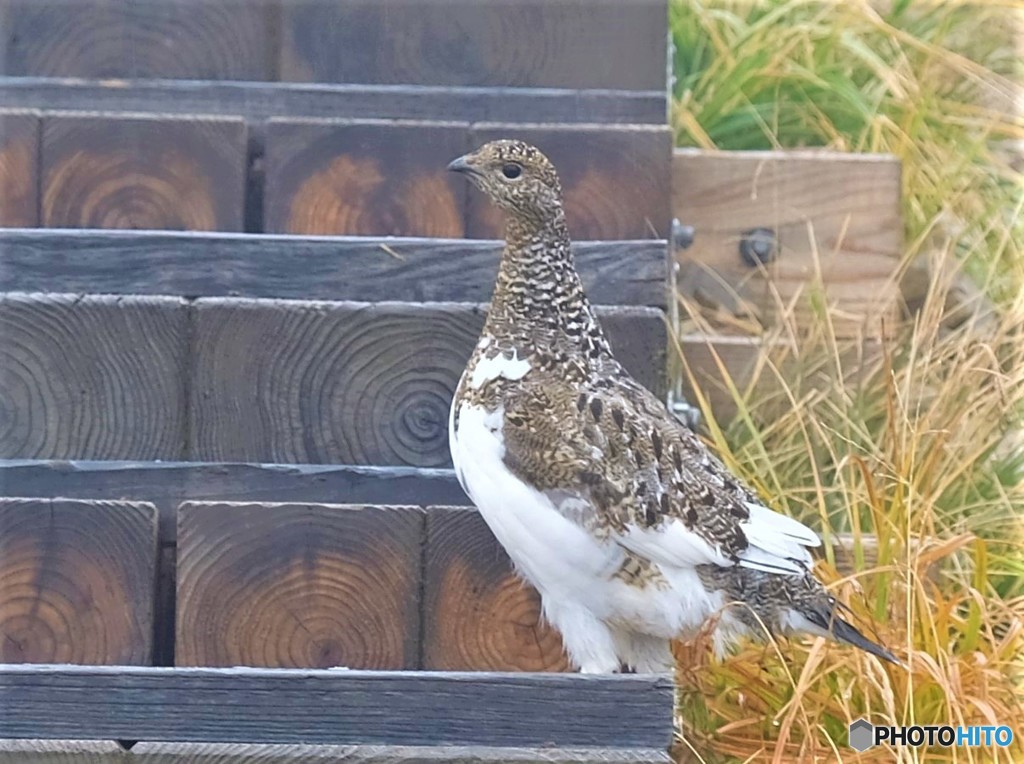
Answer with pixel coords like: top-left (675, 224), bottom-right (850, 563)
top-left (485, 208), bottom-right (611, 358)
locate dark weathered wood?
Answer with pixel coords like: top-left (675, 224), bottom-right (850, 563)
top-left (466, 125), bottom-right (673, 240)
top-left (189, 300), bottom-right (666, 467)
top-left (280, 0), bottom-right (668, 92)
top-left (0, 665), bottom-right (675, 749)
top-left (176, 502), bottom-right (424, 670)
top-left (0, 229), bottom-right (669, 309)
top-left (423, 507), bottom-right (569, 672)
top-left (0, 293), bottom-right (187, 460)
top-left (0, 460), bottom-right (469, 542)
top-left (127, 742), bottom-right (672, 762)
top-left (0, 498), bottom-right (158, 664)
top-left (265, 120), bottom-right (466, 237)
top-left (0, 110), bottom-right (39, 227)
top-left (0, 77), bottom-right (666, 125)
top-left (41, 114), bottom-right (247, 231)
top-left (1, 1), bottom-right (274, 80)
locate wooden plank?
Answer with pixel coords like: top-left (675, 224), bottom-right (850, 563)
top-left (0, 1), bottom-right (273, 80)
top-left (41, 114), bottom-right (247, 231)
top-left (466, 125), bottom-right (672, 240)
top-left (677, 333), bottom-right (883, 425)
top-left (0, 293), bottom-right (187, 461)
top-left (0, 498), bottom-right (158, 665)
top-left (279, 0), bottom-right (668, 92)
top-left (264, 120), bottom-right (467, 237)
top-left (673, 149), bottom-right (902, 335)
top-left (176, 502), bottom-right (423, 670)
top-left (423, 507), bottom-right (569, 672)
top-left (0, 229), bottom-right (669, 309)
top-left (0, 110), bottom-right (39, 227)
top-left (0, 77), bottom-right (667, 125)
top-left (189, 300), bottom-right (666, 466)
top-left (0, 460), bottom-right (468, 544)
top-left (130, 742), bottom-right (671, 763)
top-left (0, 665), bottom-right (675, 749)
top-left (0, 739), bottom-right (125, 761)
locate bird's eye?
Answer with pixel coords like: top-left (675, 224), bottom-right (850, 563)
top-left (501, 163), bottom-right (522, 180)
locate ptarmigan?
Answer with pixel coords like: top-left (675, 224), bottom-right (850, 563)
top-left (447, 140), bottom-right (897, 673)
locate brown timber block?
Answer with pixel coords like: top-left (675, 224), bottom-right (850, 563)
top-left (0, 497), bottom-right (158, 664)
top-left (0, 293), bottom-right (188, 460)
top-left (673, 149), bottom-right (902, 336)
top-left (188, 299), bottom-right (666, 466)
top-left (41, 113), bottom-right (247, 231)
top-left (423, 506), bottom-right (569, 672)
top-left (0, 110), bottom-right (39, 226)
top-left (175, 501), bottom-right (424, 669)
top-left (0, 0), bottom-right (273, 80)
top-left (264, 119), bottom-right (467, 236)
top-left (466, 125), bottom-right (672, 240)
top-left (279, 0), bottom-right (668, 91)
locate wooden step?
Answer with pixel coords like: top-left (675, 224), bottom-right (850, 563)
top-left (1, 0), bottom-right (668, 94)
top-left (0, 230), bottom-right (668, 307)
top-left (0, 111), bottom-right (672, 238)
top-left (0, 77), bottom-right (666, 126)
top-left (0, 294), bottom-right (666, 466)
top-left (0, 666), bottom-right (673, 759)
top-left (0, 460), bottom-right (469, 542)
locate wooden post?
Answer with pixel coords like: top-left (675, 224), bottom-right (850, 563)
top-left (0, 498), bottom-right (158, 665)
top-left (41, 114), bottom-right (247, 231)
top-left (0, 110), bottom-right (39, 227)
top-left (176, 502), bottom-right (424, 670)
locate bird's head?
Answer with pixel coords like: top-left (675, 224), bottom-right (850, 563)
top-left (447, 140), bottom-right (564, 224)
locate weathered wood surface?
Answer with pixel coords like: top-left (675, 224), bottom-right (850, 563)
top-left (264, 120), bottom-right (466, 237)
top-left (279, 0), bottom-right (668, 92)
top-left (41, 114), bottom-right (247, 231)
top-left (673, 149), bottom-right (902, 335)
top-left (0, 1), bottom-right (274, 81)
top-left (189, 300), bottom-right (666, 467)
top-left (0, 666), bottom-right (674, 749)
top-left (0, 460), bottom-right (468, 543)
top-left (0, 230), bottom-right (669, 309)
top-left (0, 739), bottom-right (126, 762)
top-left (0, 741), bottom-right (672, 762)
top-left (0, 294), bottom-right (187, 460)
top-left (466, 125), bottom-right (672, 240)
top-left (0, 77), bottom-right (666, 125)
top-left (0, 498), bottom-right (158, 665)
top-left (0, 110), bottom-right (39, 227)
top-left (423, 507), bottom-right (569, 672)
top-left (176, 502), bottom-right (423, 670)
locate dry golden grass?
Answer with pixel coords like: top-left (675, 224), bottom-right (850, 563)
top-left (669, 2), bottom-right (1022, 759)
top-left (671, 264), bottom-right (1024, 761)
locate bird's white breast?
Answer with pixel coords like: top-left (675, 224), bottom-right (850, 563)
top-left (449, 400), bottom-right (622, 604)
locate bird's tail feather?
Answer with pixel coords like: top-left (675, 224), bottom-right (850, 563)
top-left (798, 599), bottom-right (900, 665)
top-left (701, 565), bottom-right (900, 665)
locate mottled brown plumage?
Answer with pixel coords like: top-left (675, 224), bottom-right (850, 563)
top-left (447, 140), bottom-right (897, 672)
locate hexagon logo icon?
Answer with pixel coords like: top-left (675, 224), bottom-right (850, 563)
top-left (849, 719), bottom-right (874, 752)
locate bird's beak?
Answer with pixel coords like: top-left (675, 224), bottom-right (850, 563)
top-left (447, 155), bottom-right (476, 175)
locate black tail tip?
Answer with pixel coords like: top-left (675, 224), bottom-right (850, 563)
top-left (830, 616), bottom-right (901, 666)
